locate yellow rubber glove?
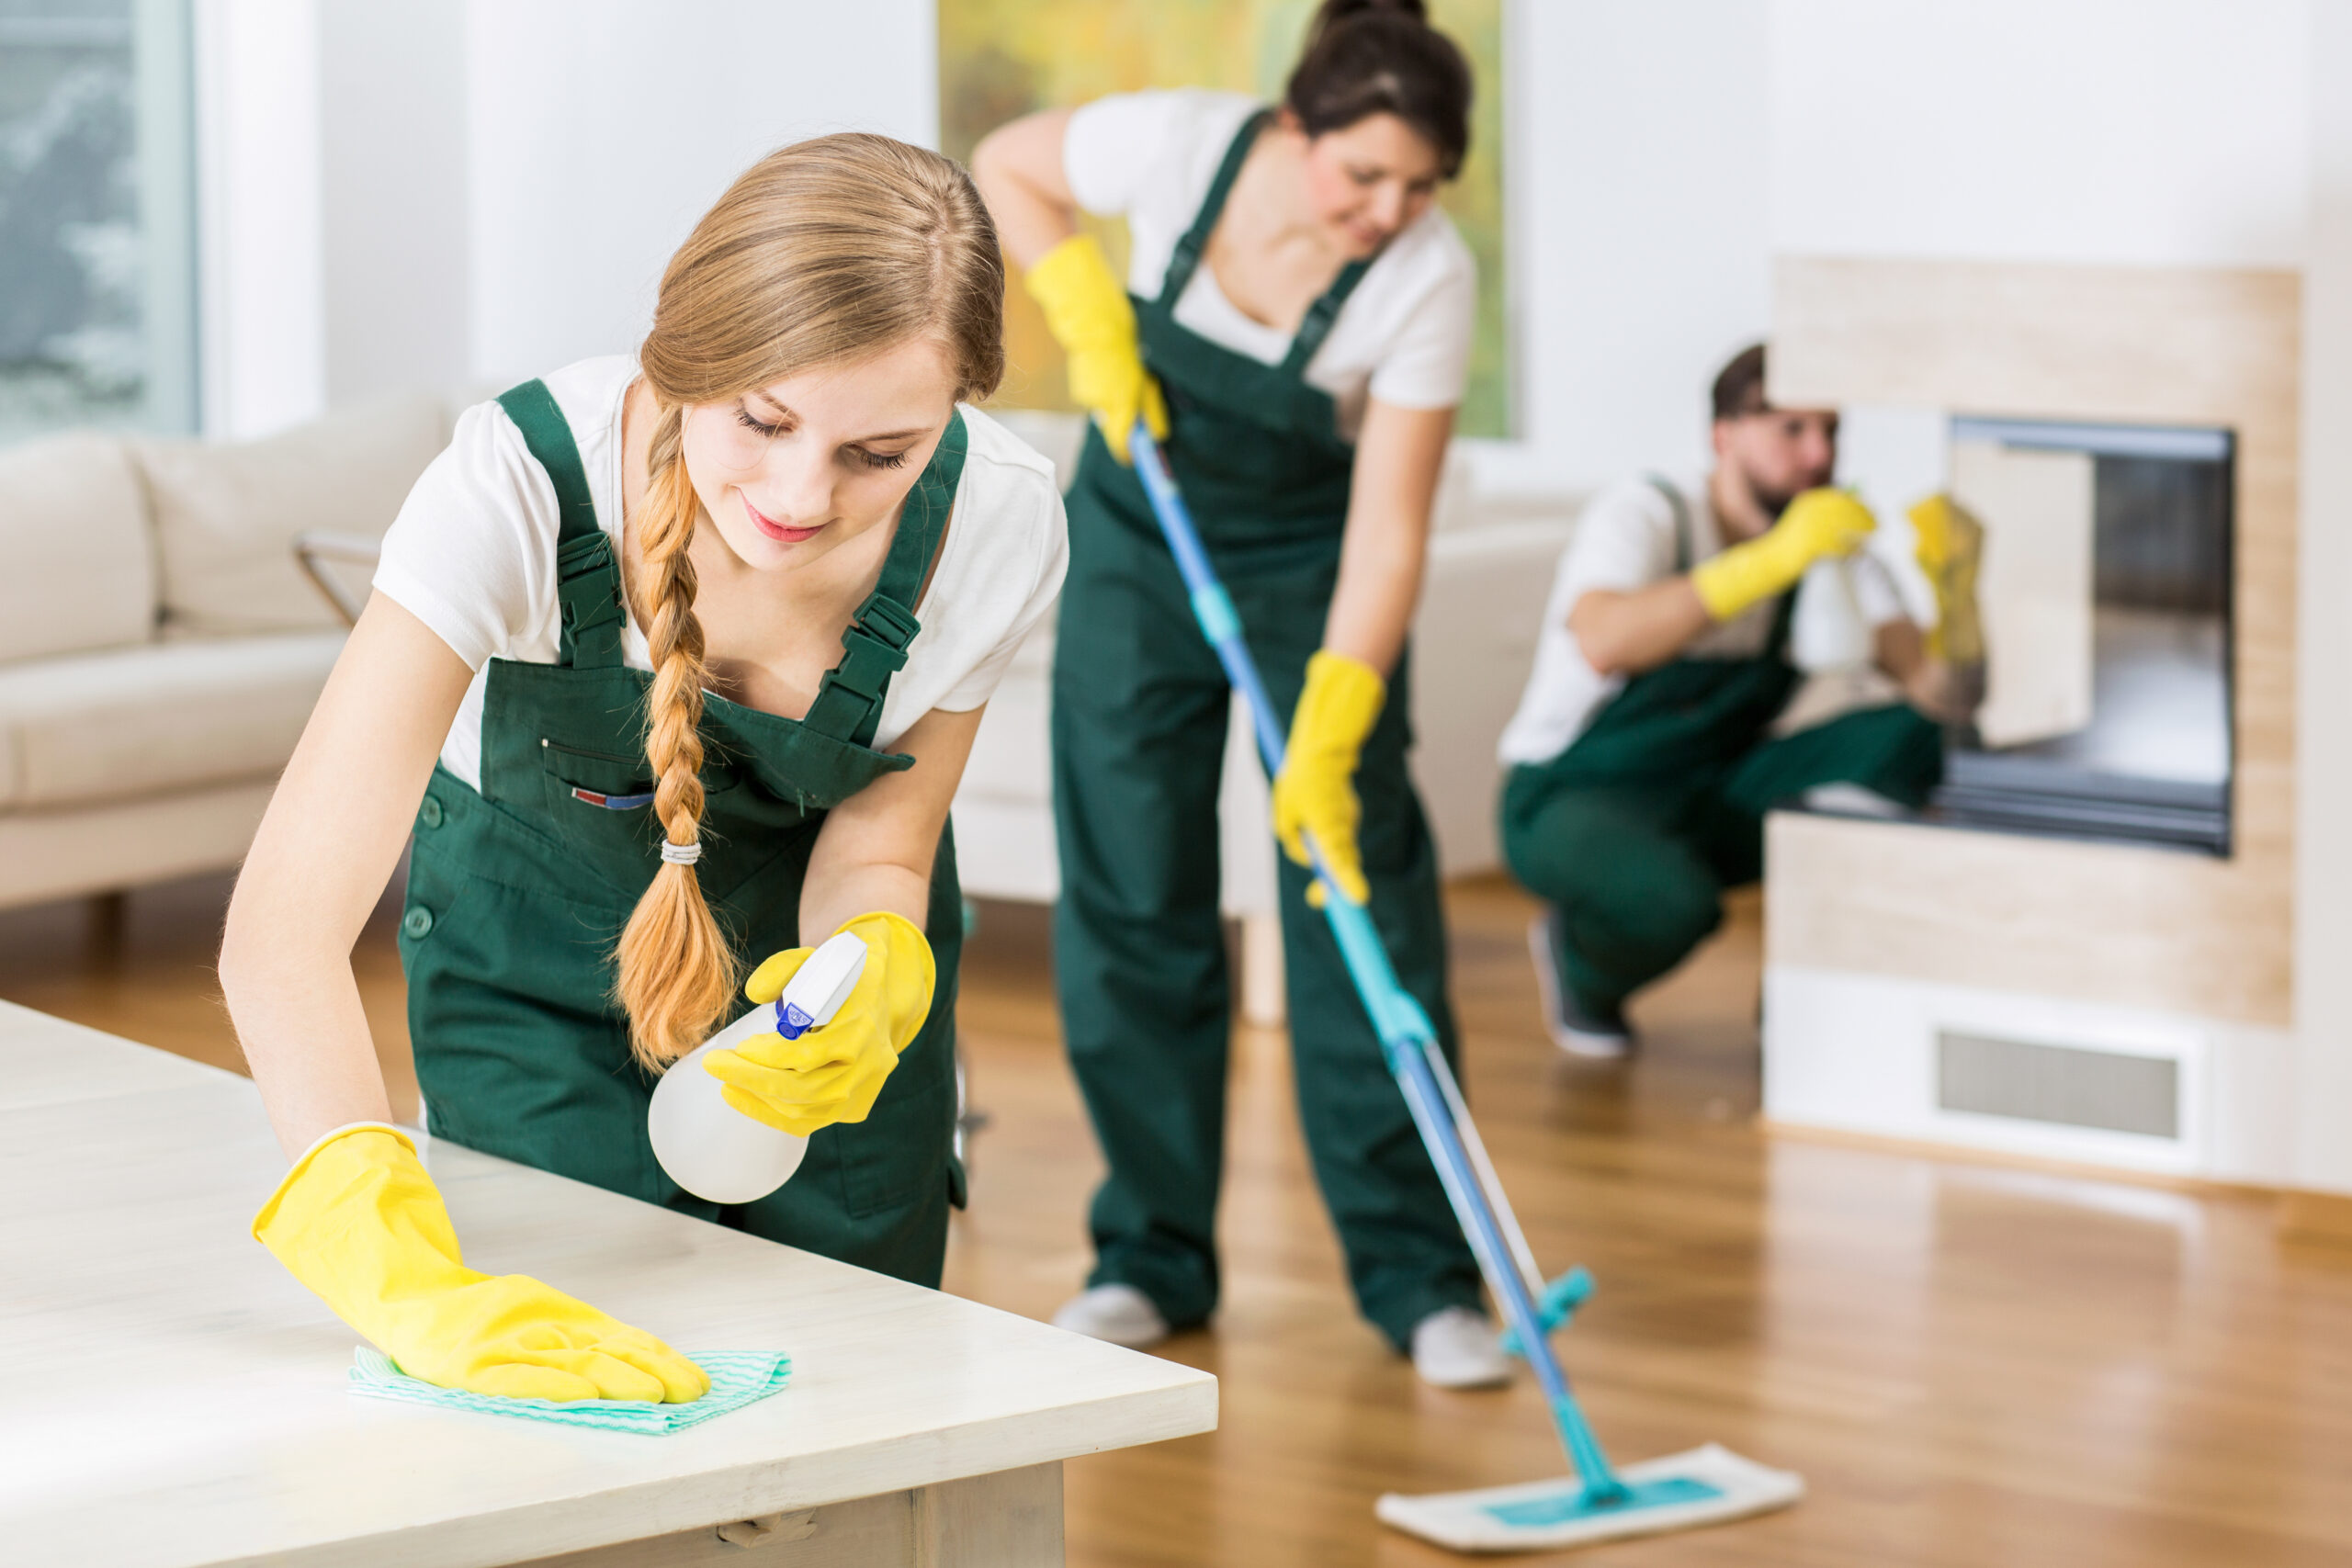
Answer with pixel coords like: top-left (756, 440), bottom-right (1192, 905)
top-left (703, 911), bottom-right (935, 1136)
top-left (1272, 650), bottom-right (1385, 908)
top-left (1024, 233), bottom-right (1169, 465)
top-left (1908, 493), bottom-right (1984, 664)
top-left (1689, 487), bottom-right (1877, 622)
top-left (254, 1125), bottom-right (709, 1403)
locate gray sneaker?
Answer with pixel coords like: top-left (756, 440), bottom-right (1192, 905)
top-left (1527, 910), bottom-right (1632, 1058)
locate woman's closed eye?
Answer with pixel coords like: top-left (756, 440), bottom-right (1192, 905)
top-left (733, 409), bottom-right (908, 469)
top-left (735, 402), bottom-right (787, 439)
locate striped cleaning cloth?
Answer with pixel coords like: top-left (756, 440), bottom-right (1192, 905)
top-left (348, 1347), bottom-right (791, 1434)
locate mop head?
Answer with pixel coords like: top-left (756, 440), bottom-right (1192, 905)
top-left (1376, 1443), bottom-right (1802, 1553)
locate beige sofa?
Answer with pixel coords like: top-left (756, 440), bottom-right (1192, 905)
top-left (0, 397), bottom-right (451, 910)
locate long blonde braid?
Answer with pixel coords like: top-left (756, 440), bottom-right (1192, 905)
top-left (613, 406), bottom-right (737, 1066)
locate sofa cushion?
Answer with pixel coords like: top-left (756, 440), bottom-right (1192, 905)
top-left (0, 633), bottom-right (345, 810)
top-left (0, 432), bottom-right (156, 662)
top-left (137, 393), bottom-right (449, 635)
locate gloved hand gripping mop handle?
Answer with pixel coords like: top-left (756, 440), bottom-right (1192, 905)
top-left (1129, 423), bottom-right (1628, 1505)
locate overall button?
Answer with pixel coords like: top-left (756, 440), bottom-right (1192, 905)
top-left (418, 796), bottom-right (444, 829)
top-left (402, 907), bottom-right (435, 940)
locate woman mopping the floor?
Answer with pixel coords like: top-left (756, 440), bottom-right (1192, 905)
top-left (218, 135), bottom-right (1066, 1402)
top-left (974, 0), bottom-right (1502, 1387)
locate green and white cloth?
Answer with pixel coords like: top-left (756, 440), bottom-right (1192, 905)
top-left (348, 1347), bottom-right (790, 1434)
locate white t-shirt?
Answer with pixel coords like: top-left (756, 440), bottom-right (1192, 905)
top-left (1064, 88), bottom-right (1476, 437)
top-left (1496, 476), bottom-right (1910, 767)
top-left (375, 355), bottom-right (1069, 791)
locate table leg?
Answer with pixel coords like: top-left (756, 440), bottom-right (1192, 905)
top-left (915, 1461), bottom-right (1063, 1565)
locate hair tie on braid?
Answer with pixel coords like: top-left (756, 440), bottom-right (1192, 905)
top-left (660, 840), bottom-right (702, 866)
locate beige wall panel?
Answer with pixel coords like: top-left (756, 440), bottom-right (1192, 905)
top-left (1767, 813), bottom-right (2292, 1024)
top-left (1769, 257), bottom-right (2298, 1027)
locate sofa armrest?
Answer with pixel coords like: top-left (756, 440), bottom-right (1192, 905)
top-left (1408, 516), bottom-right (1577, 876)
top-left (291, 531), bottom-right (383, 628)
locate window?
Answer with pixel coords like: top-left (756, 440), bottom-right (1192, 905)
top-left (0, 0), bottom-right (194, 442)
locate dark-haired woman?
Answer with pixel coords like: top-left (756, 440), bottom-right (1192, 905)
top-left (974, 0), bottom-right (1501, 1388)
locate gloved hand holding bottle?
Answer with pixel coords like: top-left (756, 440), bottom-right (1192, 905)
top-left (1271, 650), bottom-right (1385, 908)
top-left (703, 910), bottom-right (935, 1135)
top-left (1689, 488), bottom-right (1877, 622)
top-left (254, 1124), bottom-right (709, 1403)
top-left (1023, 232), bottom-right (1169, 465)
top-left (1906, 493), bottom-right (1984, 665)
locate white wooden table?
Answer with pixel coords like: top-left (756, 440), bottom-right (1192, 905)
top-left (0, 1001), bottom-right (1216, 1567)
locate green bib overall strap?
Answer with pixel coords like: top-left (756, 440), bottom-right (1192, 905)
top-left (1160, 110), bottom-right (1372, 378)
top-left (1645, 474), bottom-right (1696, 575)
top-left (1641, 473), bottom-right (1793, 660)
top-left (498, 380), bottom-right (627, 670)
top-left (802, 410), bottom-right (968, 748)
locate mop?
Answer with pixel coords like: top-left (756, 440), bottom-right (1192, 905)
top-left (1128, 423), bottom-right (1803, 1553)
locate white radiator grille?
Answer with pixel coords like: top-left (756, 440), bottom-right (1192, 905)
top-left (1936, 1031), bottom-right (2179, 1139)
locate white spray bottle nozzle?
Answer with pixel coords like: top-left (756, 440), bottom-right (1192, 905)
top-left (770, 931), bottom-right (866, 1039)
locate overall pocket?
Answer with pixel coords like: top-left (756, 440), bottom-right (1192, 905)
top-left (537, 736), bottom-right (738, 868)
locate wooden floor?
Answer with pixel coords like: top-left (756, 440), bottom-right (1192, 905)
top-left (7, 873), bottom-right (2352, 1565)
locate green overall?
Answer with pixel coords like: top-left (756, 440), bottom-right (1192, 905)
top-left (1500, 479), bottom-right (1942, 1017)
top-left (399, 379), bottom-right (967, 1286)
top-left (1052, 110), bottom-right (1482, 1348)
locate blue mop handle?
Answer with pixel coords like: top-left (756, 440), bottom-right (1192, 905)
top-left (1127, 423), bottom-right (1627, 1502)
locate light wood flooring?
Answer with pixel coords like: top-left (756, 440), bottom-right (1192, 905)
top-left (6, 873), bottom-right (2352, 1565)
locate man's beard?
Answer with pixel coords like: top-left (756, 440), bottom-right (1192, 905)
top-left (1753, 484), bottom-right (1800, 520)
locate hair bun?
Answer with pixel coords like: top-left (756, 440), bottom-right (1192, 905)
top-left (1310, 0), bottom-right (1430, 41)
top-left (1288, 0), bottom-right (1469, 177)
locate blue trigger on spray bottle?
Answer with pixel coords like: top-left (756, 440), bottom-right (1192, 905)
top-left (775, 1001), bottom-right (818, 1039)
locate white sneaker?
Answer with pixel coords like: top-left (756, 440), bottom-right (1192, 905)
top-left (1410, 1305), bottom-right (1513, 1390)
top-left (1802, 782), bottom-right (1909, 819)
top-left (1051, 1283), bottom-right (1171, 1348)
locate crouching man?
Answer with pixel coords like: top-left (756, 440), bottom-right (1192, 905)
top-left (1496, 344), bottom-right (1975, 1055)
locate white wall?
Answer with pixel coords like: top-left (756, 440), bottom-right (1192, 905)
top-left (2298, 6), bottom-right (2352, 1195)
top-left (197, 0), bottom-right (937, 427)
top-left (193, 0), bottom-right (325, 438)
top-left (462, 0), bottom-right (937, 386)
top-left (1470, 0), bottom-right (1772, 498)
top-left (1769, 0), bottom-right (2310, 269)
top-left (319, 0), bottom-right (470, 407)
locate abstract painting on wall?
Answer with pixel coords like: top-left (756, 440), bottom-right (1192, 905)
top-left (939, 0), bottom-right (1509, 437)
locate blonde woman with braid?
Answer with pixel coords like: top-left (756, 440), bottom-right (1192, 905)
top-left (218, 135), bottom-right (1066, 1403)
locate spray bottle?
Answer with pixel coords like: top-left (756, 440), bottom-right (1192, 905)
top-left (646, 930), bottom-right (868, 1203)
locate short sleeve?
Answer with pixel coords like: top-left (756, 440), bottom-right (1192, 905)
top-left (372, 400), bottom-right (557, 671)
top-left (1364, 234), bottom-right (1477, 410)
top-left (1556, 482), bottom-right (1680, 612)
top-left (1064, 90), bottom-right (1193, 219)
top-left (934, 469), bottom-right (1069, 712)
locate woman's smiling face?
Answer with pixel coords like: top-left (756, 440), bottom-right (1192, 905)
top-left (680, 334), bottom-right (960, 573)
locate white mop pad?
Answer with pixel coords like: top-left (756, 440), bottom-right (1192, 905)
top-left (1376, 1443), bottom-right (1803, 1553)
